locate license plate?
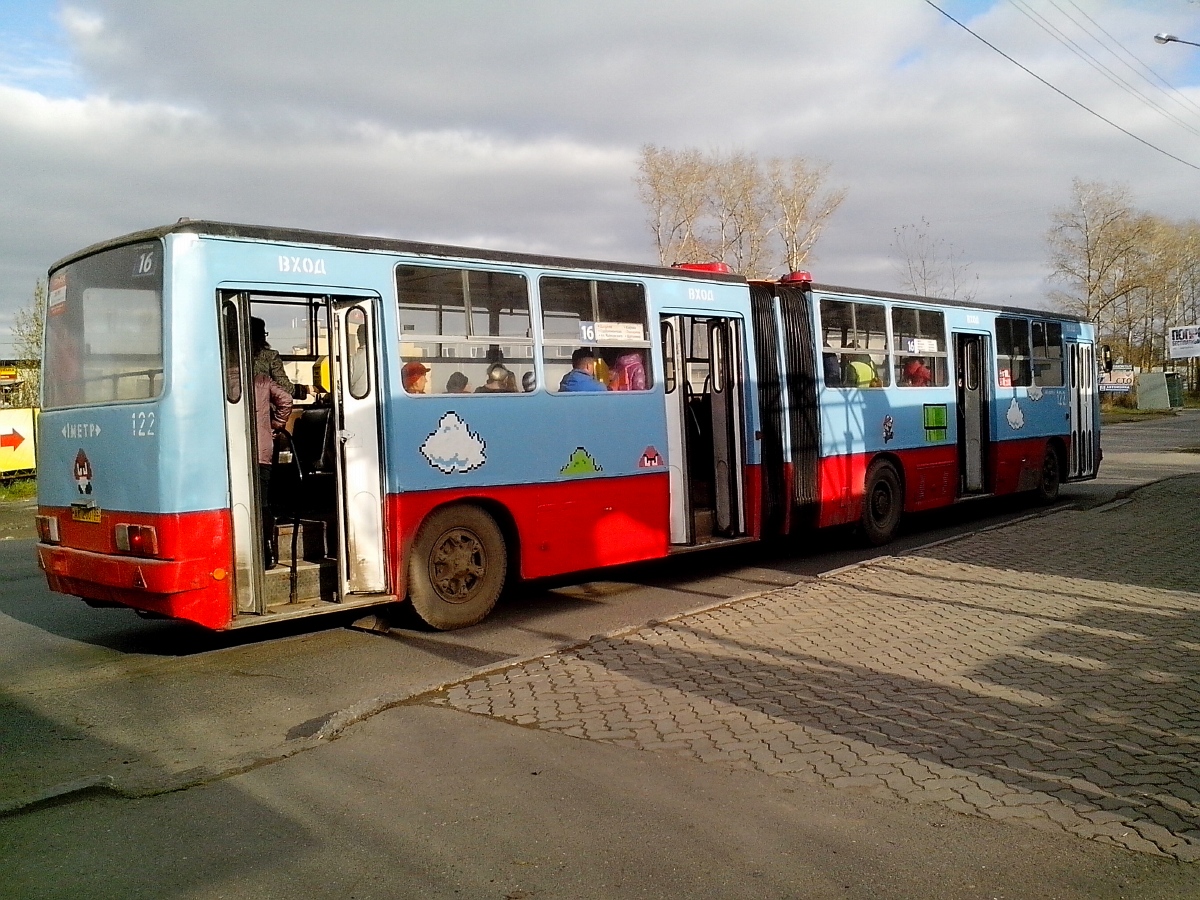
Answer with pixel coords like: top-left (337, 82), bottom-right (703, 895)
top-left (71, 506), bottom-right (102, 523)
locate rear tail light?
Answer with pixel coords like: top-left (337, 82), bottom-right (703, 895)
top-left (115, 524), bottom-right (159, 557)
top-left (35, 515), bottom-right (60, 544)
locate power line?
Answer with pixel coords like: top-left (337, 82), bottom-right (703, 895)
top-left (1007, 0), bottom-right (1200, 138)
top-left (922, 0), bottom-right (1200, 172)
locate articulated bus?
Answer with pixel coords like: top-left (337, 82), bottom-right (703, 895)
top-left (34, 221), bottom-right (1100, 630)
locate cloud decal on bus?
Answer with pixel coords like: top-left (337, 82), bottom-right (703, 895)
top-left (1006, 398), bottom-right (1025, 430)
top-left (420, 412), bottom-right (487, 473)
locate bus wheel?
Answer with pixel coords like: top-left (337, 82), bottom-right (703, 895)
top-left (1036, 444), bottom-right (1061, 504)
top-left (408, 505), bottom-right (507, 630)
top-left (861, 460), bottom-right (903, 546)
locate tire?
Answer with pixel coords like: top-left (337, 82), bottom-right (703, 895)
top-left (861, 460), bottom-right (903, 546)
top-left (1035, 443), bottom-right (1062, 504)
top-left (408, 505), bottom-right (507, 630)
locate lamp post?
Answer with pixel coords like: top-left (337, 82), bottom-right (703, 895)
top-left (1155, 33), bottom-right (1200, 48)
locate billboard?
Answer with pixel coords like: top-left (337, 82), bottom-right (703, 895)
top-left (1168, 325), bottom-right (1200, 359)
top-left (0, 407), bottom-right (36, 475)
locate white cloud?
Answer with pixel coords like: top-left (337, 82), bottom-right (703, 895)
top-left (4, 0), bottom-right (1200, 351)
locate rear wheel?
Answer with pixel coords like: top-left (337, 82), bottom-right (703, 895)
top-left (1036, 443), bottom-right (1061, 504)
top-left (408, 505), bottom-right (507, 630)
top-left (861, 460), bottom-right (903, 546)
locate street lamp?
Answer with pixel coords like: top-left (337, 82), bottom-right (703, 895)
top-left (1155, 32), bottom-right (1200, 47)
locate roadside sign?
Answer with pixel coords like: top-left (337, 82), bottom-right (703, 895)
top-left (1168, 325), bottom-right (1200, 359)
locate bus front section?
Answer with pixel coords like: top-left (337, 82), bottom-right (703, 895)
top-left (35, 237), bottom-right (237, 629)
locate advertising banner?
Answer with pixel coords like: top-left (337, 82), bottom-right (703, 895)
top-left (1168, 325), bottom-right (1200, 359)
top-left (0, 407), bottom-right (36, 475)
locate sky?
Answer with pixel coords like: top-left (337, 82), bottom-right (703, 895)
top-left (3, 0), bottom-right (1200, 355)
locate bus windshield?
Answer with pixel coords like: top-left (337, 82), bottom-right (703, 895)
top-left (43, 241), bottom-right (165, 408)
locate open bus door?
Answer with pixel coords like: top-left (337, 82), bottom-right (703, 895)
top-left (1067, 341), bottom-right (1098, 478)
top-left (330, 300), bottom-right (387, 594)
top-left (955, 332), bottom-right (989, 495)
top-left (661, 314), bottom-right (745, 546)
top-left (218, 293), bottom-right (263, 614)
top-left (218, 291), bottom-right (388, 621)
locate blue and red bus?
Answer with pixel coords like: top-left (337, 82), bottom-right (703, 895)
top-left (34, 221), bottom-right (1100, 630)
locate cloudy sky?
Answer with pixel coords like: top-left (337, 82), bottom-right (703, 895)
top-left (4, 0), bottom-right (1200, 354)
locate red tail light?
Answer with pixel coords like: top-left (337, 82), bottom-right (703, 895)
top-left (35, 515), bottom-right (61, 544)
top-left (115, 524), bottom-right (159, 557)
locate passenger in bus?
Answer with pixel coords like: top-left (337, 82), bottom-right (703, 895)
top-left (902, 356), bottom-right (933, 387)
top-left (558, 348), bottom-right (607, 392)
top-left (607, 351), bottom-right (647, 391)
top-left (251, 317), bottom-right (312, 400)
top-left (446, 371), bottom-right (470, 393)
top-left (475, 363), bottom-right (516, 392)
top-left (522, 371), bottom-right (537, 392)
top-left (255, 373), bottom-right (292, 570)
top-left (848, 354), bottom-right (877, 388)
top-left (822, 345), bottom-right (841, 387)
top-left (402, 361), bottom-right (429, 394)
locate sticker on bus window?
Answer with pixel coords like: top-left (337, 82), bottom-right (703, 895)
top-left (420, 412), bottom-right (486, 473)
top-left (48, 272), bottom-right (67, 316)
top-left (923, 405), bottom-right (948, 442)
top-left (560, 447), bottom-right (602, 476)
top-left (904, 338), bottom-right (939, 355)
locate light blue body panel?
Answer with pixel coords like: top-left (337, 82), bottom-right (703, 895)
top-left (810, 290), bottom-right (1094, 461)
top-left (39, 231), bottom-right (761, 514)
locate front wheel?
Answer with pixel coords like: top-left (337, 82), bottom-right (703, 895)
top-left (408, 505), bottom-right (507, 630)
top-left (861, 460), bottom-right (903, 546)
top-left (1035, 443), bottom-right (1062, 504)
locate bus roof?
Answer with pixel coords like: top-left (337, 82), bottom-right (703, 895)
top-left (49, 219), bottom-right (749, 285)
top-left (50, 221), bottom-right (1087, 324)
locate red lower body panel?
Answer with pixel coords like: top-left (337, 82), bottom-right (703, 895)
top-left (387, 474), bottom-right (671, 596)
top-left (813, 438), bottom-right (1056, 530)
top-left (37, 507), bottom-right (235, 630)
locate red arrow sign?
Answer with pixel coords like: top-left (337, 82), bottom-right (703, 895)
top-left (1, 430), bottom-right (24, 450)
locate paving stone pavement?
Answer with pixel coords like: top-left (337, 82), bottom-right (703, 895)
top-left (425, 475), bottom-right (1200, 861)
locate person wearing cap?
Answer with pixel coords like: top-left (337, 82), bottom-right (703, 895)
top-left (558, 347), bottom-right (606, 392)
top-left (251, 317), bottom-right (312, 400)
top-left (446, 371), bottom-right (470, 393)
top-left (402, 361), bottom-right (429, 394)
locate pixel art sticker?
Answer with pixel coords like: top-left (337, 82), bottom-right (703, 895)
top-left (639, 446), bottom-right (664, 468)
top-left (420, 412), bottom-right (487, 473)
top-left (1006, 398), bottom-right (1025, 430)
top-left (560, 447), bottom-right (602, 476)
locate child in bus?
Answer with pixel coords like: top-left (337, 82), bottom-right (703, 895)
top-left (446, 371), bottom-right (470, 393)
top-left (902, 356), bottom-right (933, 387)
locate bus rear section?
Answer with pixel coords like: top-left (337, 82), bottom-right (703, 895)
top-left (746, 278), bottom-right (1101, 546)
top-left (35, 238), bottom-right (238, 629)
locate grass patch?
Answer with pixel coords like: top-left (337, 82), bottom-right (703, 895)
top-left (0, 478), bottom-right (37, 503)
top-left (1101, 407), bottom-right (1178, 425)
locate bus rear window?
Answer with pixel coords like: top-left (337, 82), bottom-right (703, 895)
top-left (43, 242), bottom-right (164, 408)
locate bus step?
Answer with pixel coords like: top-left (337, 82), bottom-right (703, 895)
top-left (276, 520), bottom-right (330, 564)
top-left (263, 559), bottom-right (338, 606)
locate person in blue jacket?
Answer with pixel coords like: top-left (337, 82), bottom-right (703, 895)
top-left (558, 347), bottom-right (607, 392)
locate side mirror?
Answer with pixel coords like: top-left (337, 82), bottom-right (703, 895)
top-left (1102, 344), bottom-right (1113, 374)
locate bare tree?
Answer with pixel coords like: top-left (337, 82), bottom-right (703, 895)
top-left (635, 145), bottom-right (845, 279)
top-left (11, 280), bottom-right (45, 408)
top-left (1046, 178), bottom-right (1151, 324)
top-left (891, 217), bottom-right (978, 301)
top-left (1046, 178), bottom-right (1200, 386)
